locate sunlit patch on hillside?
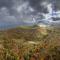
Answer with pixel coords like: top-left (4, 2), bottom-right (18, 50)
top-left (37, 24), bottom-right (49, 35)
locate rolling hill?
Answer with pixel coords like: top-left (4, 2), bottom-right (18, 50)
top-left (0, 26), bottom-right (60, 60)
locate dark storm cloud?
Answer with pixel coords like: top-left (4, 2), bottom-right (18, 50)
top-left (54, 0), bottom-right (60, 11)
top-left (0, 0), bottom-right (50, 15)
top-left (0, 0), bottom-right (19, 28)
top-left (0, 0), bottom-right (16, 16)
top-left (28, 0), bottom-right (49, 13)
top-left (0, 0), bottom-right (60, 29)
top-left (0, 0), bottom-right (14, 8)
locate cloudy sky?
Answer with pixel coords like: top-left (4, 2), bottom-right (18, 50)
top-left (0, 0), bottom-right (60, 29)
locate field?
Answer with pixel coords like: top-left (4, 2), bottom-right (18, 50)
top-left (0, 26), bottom-right (60, 60)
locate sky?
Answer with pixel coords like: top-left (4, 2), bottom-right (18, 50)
top-left (0, 0), bottom-right (60, 29)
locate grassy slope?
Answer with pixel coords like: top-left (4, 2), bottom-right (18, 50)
top-left (0, 26), bottom-right (60, 60)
